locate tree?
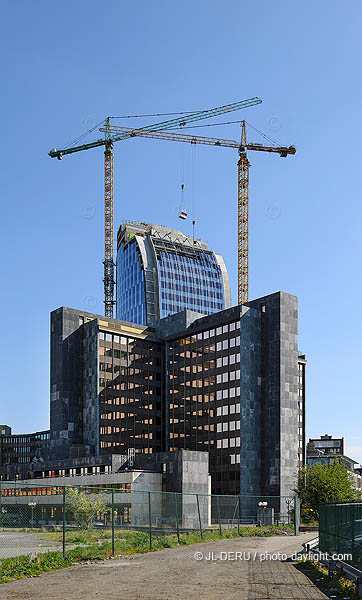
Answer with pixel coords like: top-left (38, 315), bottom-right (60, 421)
top-left (67, 488), bottom-right (109, 530)
top-left (295, 460), bottom-right (360, 517)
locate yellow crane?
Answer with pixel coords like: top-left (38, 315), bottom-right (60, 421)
top-left (99, 121), bottom-right (296, 304)
top-left (49, 98), bottom-right (262, 317)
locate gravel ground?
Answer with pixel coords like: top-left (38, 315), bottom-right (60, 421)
top-left (1, 533), bottom-right (329, 600)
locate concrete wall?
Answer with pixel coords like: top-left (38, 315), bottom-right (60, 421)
top-left (130, 471), bottom-right (163, 527)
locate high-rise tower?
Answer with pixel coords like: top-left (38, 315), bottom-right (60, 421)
top-left (116, 222), bottom-right (231, 325)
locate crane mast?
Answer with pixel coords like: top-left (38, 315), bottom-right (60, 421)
top-left (238, 121), bottom-right (250, 303)
top-left (103, 118), bottom-right (115, 317)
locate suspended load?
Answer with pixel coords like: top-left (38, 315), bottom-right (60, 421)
top-left (178, 184), bottom-right (187, 219)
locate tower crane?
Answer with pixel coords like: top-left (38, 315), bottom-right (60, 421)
top-left (49, 97), bottom-right (262, 317)
top-left (99, 121), bottom-right (296, 304)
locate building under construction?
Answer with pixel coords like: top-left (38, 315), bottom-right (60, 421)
top-left (116, 222), bottom-right (230, 325)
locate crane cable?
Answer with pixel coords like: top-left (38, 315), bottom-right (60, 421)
top-left (62, 119), bottom-right (106, 150)
top-left (110, 111), bottom-right (195, 119)
top-left (179, 137), bottom-right (185, 217)
top-left (191, 142), bottom-right (197, 243)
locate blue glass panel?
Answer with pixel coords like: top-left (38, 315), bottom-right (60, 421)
top-left (116, 241), bottom-right (146, 325)
top-left (157, 250), bottom-right (225, 319)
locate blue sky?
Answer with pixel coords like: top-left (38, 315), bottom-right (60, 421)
top-left (1, 1), bottom-right (361, 462)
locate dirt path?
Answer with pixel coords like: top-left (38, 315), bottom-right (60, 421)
top-left (2, 533), bottom-right (328, 600)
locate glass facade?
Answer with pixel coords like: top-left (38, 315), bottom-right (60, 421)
top-left (0, 431), bottom-right (50, 466)
top-left (158, 250), bottom-right (225, 319)
top-left (116, 240), bottom-right (146, 325)
top-left (98, 330), bottom-right (164, 455)
top-left (167, 320), bottom-right (242, 495)
top-left (116, 223), bottom-right (230, 325)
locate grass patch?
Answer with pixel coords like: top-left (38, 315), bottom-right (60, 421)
top-left (0, 524), bottom-right (293, 584)
top-left (300, 559), bottom-right (358, 599)
top-left (40, 523), bottom-right (293, 545)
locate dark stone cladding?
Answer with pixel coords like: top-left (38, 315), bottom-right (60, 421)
top-left (48, 307), bottom-right (161, 461)
top-left (162, 292), bottom-right (300, 501)
top-left (248, 292), bottom-right (299, 499)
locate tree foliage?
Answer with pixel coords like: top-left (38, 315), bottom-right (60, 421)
top-left (67, 488), bottom-right (109, 530)
top-left (295, 460), bottom-right (360, 516)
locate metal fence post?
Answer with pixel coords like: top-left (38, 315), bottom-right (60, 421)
top-left (237, 498), bottom-right (240, 536)
top-left (294, 495), bottom-right (300, 536)
top-left (148, 491), bottom-right (152, 550)
top-left (217, 495), bottom-right (222, 535)
top-left (112, 489), bottom-right (115, 556)
top-left (174, 492), bottom-right (180, 544)
top-left (196, 494), bottom-right (203, 540)
top-left (62, 486), bottom-right (66, 556)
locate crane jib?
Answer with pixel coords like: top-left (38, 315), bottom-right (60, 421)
top-left (48, 97), bottom-right (262, 158)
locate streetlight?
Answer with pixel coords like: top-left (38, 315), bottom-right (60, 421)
top-left (28, 502), bottom-right (36, 527)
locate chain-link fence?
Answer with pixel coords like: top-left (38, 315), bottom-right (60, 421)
top-left (319, 501), bottom-right (362, 567)
top-left (0, 482), bottom-right (299, 559)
